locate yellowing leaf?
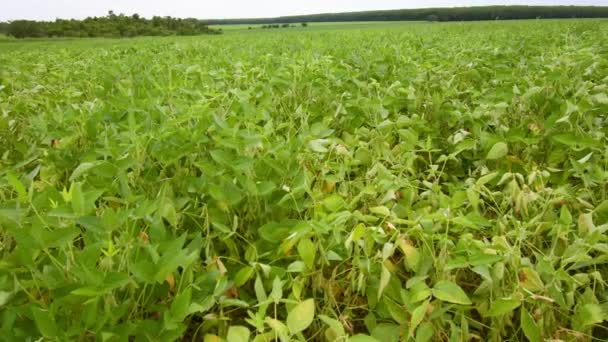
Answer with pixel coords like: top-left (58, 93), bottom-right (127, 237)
top-left (227, 326), bottom-right (250, 342)
top-left (203, 334), bottom-right (222, 342)
top-left (166, 273), bottom-right (176, 291)
top-left (518, 267), bottom-right (543, 292)
top-left (398, 238), bottom-right (420, 272)
top-left (378, 264), bottom-right (391, 300)
top-left (286, 298), bottom-right (315, 334)
top-left (578, 213), bottom-right (595, 235)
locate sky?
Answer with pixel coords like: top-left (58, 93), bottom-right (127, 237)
top-left (2, 0), bottom-right (607, 21)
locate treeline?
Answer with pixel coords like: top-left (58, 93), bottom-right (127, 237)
top-left (203, 6), bottom-right (608, 25)
top-left (1, 11), bottom-right (221, 39)
top-left (259, 23), bottom-right (308, 29)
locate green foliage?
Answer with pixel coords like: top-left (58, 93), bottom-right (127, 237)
top-left (1, 19), bottom-right (608, 341)
top-left (4, 11), bottom-right (220, 39)
top-left (204, 5), bottom-right (608, 25)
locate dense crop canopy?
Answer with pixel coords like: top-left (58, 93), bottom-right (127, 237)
top-left (0, 20), bottom-right (607, 341)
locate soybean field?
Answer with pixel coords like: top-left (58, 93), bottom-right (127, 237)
top-left (1, 20), bottom-right (608, 341)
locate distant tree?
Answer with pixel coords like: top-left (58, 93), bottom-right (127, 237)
top-left (202, 6), bottom-right (608, 25)
top-left (5, 12), bottom-right (221, 38)
top-left (426, 14), bottom-right (439, 22)
top-left (7, 20), bottom-right (45, 38)
top-left (281, 23), bottom-right (289, 28)
top-left (301, 22), bottom-right (308, 27)
top-left (248, 26), bottom-right (252, 29)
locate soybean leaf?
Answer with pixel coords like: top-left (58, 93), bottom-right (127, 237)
top-left (432, 281), bottom-right (472, 305)
top-left (287, 298), bottom-right (315, 334)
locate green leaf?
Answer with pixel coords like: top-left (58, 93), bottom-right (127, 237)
top-left (410, 300), bottom-right (429, 336)
top-left (350, 335), bottom-right (380, 342)
top-left (486, 298), bottom-right (521, 317)
top-left (323, 194), bottom-right (345, 212)
top-left (269, 277), bottom-right (283, 303)
top-left (523, 86), bottom-right (543, 99)
top-left (298, 238), bottom-right (316, 269)
top-left (0, 291), bottom-right (14, 307)
top-left (431, 280), bottom-right (472, 305)
top-left (560, 205), bottom-right (572, 225)
top-left (154, 235), bottom-right (198, 283)
top-left (234, 266), bottom-right (255, 287)
top-left (308, 139), bottom-right (330, 153)
top-left (187, 297), bottom-right (215, 315)
top-left (227, 326), bottom-right (250, 342)
top-left (319, 315), bottom-right (346, 340)
top-left (265, 317), bottom-right (289, 341)
top-left (221, 298), bottom-right (249, 308)
top-left (71, 182), bottom-right (85, 216)
top-left (254, 276), bottom-right (267, 302)
top-left (372, 323), bottom-right (401, 342)
top-left (475, 171), bottom-right (499, 186)
top-left (258, 221), bottom-right (292, 243)
top-left (521, 308), bottom-right (541, 342)
top-left (287, 261), bottom-right (305, 273)
top-left (5, 173), bottom-right (27, 202)
top-left (415, 322), bottom-right (435, 342)
top-left (591, 92), bottom-right (608, 104)
top-left (209, 180), bottom-right (243, 206)
top-left (159, 201), bottom-right (178, 227)
top-left (170, 288), bottom-right (192, 322)
top-left (370, 206), bottom-right (391, 217)
top-left (486, 142), bottom-right (508, 160)
top-left (594, 200), bottom-right (608, 225)
top-left (32, 306), bottom-right (59, 338)
top-left (410, 282), bottom-right (432, 303)
top-left (0, 207), bottom-right (21, 223)
top-left (378, 264), bottom-right (391, 300)
top-left (287, 298), bottom-right (315, 334)
top-left (384, 296), bottom-right (407, 324)
top-left (71, 287), bottom-right (104, 297)
top-left (70, 161), bottom-right (100, 181)
top-left (576, 304), bottom-right (606, 327)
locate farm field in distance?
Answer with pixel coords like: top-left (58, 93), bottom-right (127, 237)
top-left (1, 19), bottom-right (608, 341)
top-left (210, 21), bottom-right (407, 31)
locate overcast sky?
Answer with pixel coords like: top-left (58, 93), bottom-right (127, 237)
top-left (2, 0), bottom-right (607, 21)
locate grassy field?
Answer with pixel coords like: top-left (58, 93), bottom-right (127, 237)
top-left (1, 20), bottom-right (608, 341)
